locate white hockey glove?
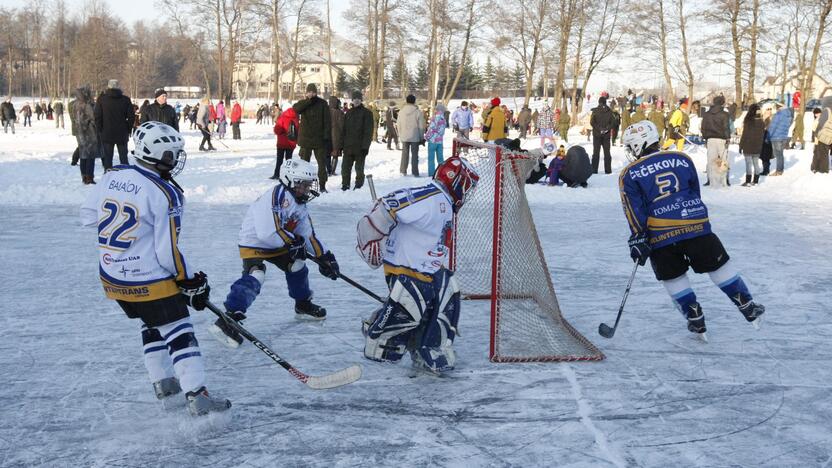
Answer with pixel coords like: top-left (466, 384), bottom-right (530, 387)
top-left (356, 200), bottom-right (395, 269)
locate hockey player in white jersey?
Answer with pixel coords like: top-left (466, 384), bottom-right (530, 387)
top-left (210, 158), bottom-right (340, 348)
top-left (80, 122), bottom-right (230, 416)
top-left (356, 156), bottom-right (479, 373)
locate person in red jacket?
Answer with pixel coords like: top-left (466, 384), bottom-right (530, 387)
top-left (208, 102), bottom-right (217, 131)
top-left (231, 100), bottom-right (243, 140)
top-left (272, 107), bottom-right (299, 179)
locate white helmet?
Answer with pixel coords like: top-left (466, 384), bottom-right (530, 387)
top-left (622, 120), bottom-right (660, 160)
top-left (132, 121), bottom-right (187, 176)
top-left (280, 159), bottom-right (319, 203)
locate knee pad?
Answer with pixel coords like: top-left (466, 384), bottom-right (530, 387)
top-left (364, 277), bottom-right (425, 363)
top-left (224, 272), bottom-right (263, 314)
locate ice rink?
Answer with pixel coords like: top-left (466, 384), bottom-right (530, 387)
top-left (1, 116), bottom-right (831, 467)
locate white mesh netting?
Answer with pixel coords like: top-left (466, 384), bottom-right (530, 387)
top-left (451, 138), bottom-right (604, 362)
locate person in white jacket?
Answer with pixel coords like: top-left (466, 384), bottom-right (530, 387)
top-left (396, 94), bottom-right (426, 176)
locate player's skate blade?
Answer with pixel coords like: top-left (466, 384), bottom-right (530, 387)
top-left (209, 317), bottom-right (243, 349)
top-left (186, 387), bottom-right (231, 416)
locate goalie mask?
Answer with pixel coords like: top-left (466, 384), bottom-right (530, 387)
top-left (433, 156), bottom-right (480, 211)
top-left (280, 159), bottom-right (320, 203)
top-left (622, 120), bottom-right (660, 161)
top-left (132, 121), bottom-right (187, 176)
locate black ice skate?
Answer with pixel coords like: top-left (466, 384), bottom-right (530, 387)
top-left (209, 311), bottom-right (246, 349)
top-left (685, 303), bottom-right (708, 342)
top-left (295, 299), bottom-right (327, 321)
top-left (738, 301), bottom-right (766, 330)
top-left (185, 387), bottom-right (231, 416)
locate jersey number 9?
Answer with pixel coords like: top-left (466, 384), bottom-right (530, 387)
top-left (98, 200), bottom-right (139, 250)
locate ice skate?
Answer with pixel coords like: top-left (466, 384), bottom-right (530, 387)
top-left (295, 299), bottom-right (326, 320)
top-left (153, 377), bottom-right (182, 400)
top-left (685, 303), bottom-right (707, 340)
top-left (739, 301), bottom-right (765, 330)
top-left (186, 387), bottom-right (231, 416)
top-left (209, 311), bottom-right (245, 349)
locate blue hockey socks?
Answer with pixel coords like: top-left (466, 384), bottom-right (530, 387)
top-left (708, 262), bottom-right (753, 307)
top-left (285, 264), bottom-right (312, 300)
top-left (224, 272), bottom-right (263, 314)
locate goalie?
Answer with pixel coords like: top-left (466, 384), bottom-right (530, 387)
top-left (356, 156), bottom-right (479, 373)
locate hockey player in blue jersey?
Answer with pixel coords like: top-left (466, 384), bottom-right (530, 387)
top-left (356, 156), bottom-right (479, 373)
top-left (620, 120), bottom-right (765, 341)
top-left (210, 158), bottom-right (340, 348)
top-left (80, 122), bottom-right (231, 415)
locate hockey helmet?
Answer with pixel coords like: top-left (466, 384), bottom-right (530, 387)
top-left (433, 156), bottom-right (480, 211)
top-left (132, 121), bottom-right (187, 176)
top-left (280, 159), bottom-right (319, 203)
top-left (622, 120), bottom-right (660, 160)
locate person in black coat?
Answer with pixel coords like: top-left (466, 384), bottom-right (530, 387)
top-left (140, 88), bottom-right (179, 131)
top-left (94, 79), bottom-right (134, 169)
top-left (590, 96), bottom-right (615, 174)
top-left (701, 95), bottom-right (731, 185)
top-left (738, 103), bottom-right (765, 186)
top-left (340, 91), bottom-right (374, 191)
top-left (1, 97), bottom-right (16, 134)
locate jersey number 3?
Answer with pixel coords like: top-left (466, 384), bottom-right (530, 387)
top-left (98, 200), bottom-right (139, 250)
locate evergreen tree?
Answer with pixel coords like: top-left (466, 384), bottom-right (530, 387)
top-left (354, 63), bottom-right (370, 91)
top-left (483, 56), bottom-right (496, 92)
top-left (336, 70), bottom-right (352, 95)
top-left (415, 59), bottom-right (429, 91)
top-left (512, 63), bottom-right (525, 94)
top-left (390, 55), bottom-right (410, 96)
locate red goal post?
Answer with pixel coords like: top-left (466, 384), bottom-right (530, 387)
top-left (449, 137), bottom-right (604, 362)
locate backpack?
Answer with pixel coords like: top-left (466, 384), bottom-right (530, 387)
top-left (287, 120), bottom-right (298, 141)
top-left (818, 110), bottom-right (832, 145)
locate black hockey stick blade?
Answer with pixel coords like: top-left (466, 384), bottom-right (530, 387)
top-left (205, 301), bottom-right (361, 389)
top-left (598, 322), bottom-right (616, 338)
top-left (598, 262), bottom-right (639, 339)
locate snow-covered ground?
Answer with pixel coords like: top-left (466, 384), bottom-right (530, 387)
top-left (1, 117), bottom-right (831, 467)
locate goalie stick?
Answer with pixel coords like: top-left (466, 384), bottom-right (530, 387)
top-left (598, 262), bottom-right (639, 339)
top-left (205, 301), bottom-right (362, 389)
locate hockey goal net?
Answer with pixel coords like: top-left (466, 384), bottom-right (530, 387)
top-left (450, 138), bottom-right (604, 362)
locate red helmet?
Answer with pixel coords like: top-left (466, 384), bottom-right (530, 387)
top-left (433, 156), bottom-right (480, 211)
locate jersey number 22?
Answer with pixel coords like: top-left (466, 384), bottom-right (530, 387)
top-left (98, 199), bottom-right (138, 250)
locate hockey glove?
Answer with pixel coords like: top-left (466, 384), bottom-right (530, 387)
top-left (628, 233), bottom-right (651, 266)
top-left (287, 235), bottom-right (307, 262)
top-left (317, 251), bottom-right (340, 280)
top-left (178, 271), bottom-right (211, 311)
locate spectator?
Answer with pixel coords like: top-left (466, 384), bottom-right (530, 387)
top-left (424, 103), bottom-right (447, 177)
top-left (589, 96), bottom-right (614, 174)
top-left (482, 96), bottom-right (506, 142)
top-left (329, 96), bottom-right (345, 175)
top-left (255, 104), bottom-right (264, 124)
top-left (72, 86), bottom-right (100, 184)
top-left (385, 101), bottom-right (400, 150)
top-left (189, 104), bottom-right (199, 130)
top-left (138, 99), bottom-right (150, 121)
top-left (208, 100), bottom-right (217, 131)
top-left (813, 96), bottom-right (832, 173)
top-left (1, 97), bottom-right (16, 134)
top-left (701, 95), bottom-right (731, 186)
top-left (340, 91), bottom-right (374, 190)
top-left (292, 83), bottom-right (332, 191)
top-left (141, 88), bottom-right (179, 130)
top-left (760, 106), bottom-right (774, 176)
top-left (767, 104), bottom-right (793, 176)
top-left (21, 102), bottom-right (32, 127)
top-left (182, 103), bottom-right (192, 124)
top-left (35, 102), bottom-right (43, 120)
top-left (46, 102), bottom-right (53, 120)
top-left (94, 79), bottom-right (134, 169)
top-left (369, 102), bottom-right (380, 143)
top-left (174, 101), bottom-right (182, 121)
top-left (531, 108), bottom-right (539, 135)
top-left (397, 94), bottom-right (426, 176)
top-left (739, 103), bottom-right (765, 186)
top-left (132, 102), bottom-right (140, 128)
top-left (451, 100), bottom-right (474, 139)
top-left (196, 97), bottom-right (215, 151)
top-left (536, 102), bottom-right (555, 147)
top-left (610, 104), bottom-right (621, 146)
top-left (663, 98), bottom-right (690, 151)
top-left (230, 100), bottom-right (242, 140)
top-left (516, 105), bottom-right (532, 139)
top-left (648, 103), bottom-right (666, 147)
top-left (54, 99), bottom-right (65, 129)
top-left (68, 96), bottom-right (80, 166)
top-left (272, 106), bottom-right (298, 179)
top-left (215, 99), bottom-right (227, 139)
top-left (558, 107), bottom-right (571, 143)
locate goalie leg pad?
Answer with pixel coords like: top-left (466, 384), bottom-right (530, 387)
top-left (141, 325), bottom-right (174, 383)
top-left (364, 275), bottom-right (427, 363)
top-left (412, 270), bottom-right (461, 373)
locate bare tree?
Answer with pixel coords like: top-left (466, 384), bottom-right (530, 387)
top-left (494, 0), bottom-right (548, 106)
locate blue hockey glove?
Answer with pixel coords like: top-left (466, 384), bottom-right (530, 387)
top-left (178, 271), bottom-right (211, 310)
top-left (628, 233), bottom-right (651, 266)
top-left (287, 235), bottom-right (307, 262)
top-left (317, 251), bottom-right (340, 280)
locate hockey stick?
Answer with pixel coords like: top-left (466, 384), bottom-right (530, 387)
top-left (205, 301), bottom-right (362, 389)
top-left (598, 262), bottom-right (639, 339)
top-left (367, 174), bottom-right (377, 200)
top-left (306, 255), bottom-right (385, 303)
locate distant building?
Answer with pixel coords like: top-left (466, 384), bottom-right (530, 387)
top-left (761, 69), bottom-right (832, 101)
top-left (233, 29), bottom-right (361, 101)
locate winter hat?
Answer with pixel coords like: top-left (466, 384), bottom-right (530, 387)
top-left (107, 79), bottom-right (119, 89)
top-left (491, 97), bottom-right (501, 107)
top-left (351, 90), bottom-right (363, 100)
top-left (406, 94), bottom-right (416, 104)
top-left (154, 88), bottom-right (167, 98)
top-left (435, 103), bottom-right (447, 114)
top-left (306, 83), bottom-right (317, 93)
